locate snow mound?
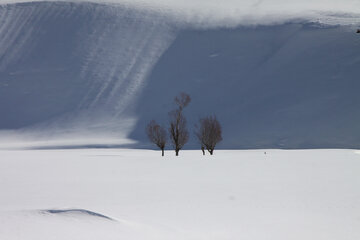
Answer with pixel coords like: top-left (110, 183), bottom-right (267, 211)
top-left (0, 210), bottom-right (124, 240)
top-left (42, 209), bottom-right (115, 221)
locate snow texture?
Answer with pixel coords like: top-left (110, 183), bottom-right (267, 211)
top-left (0, 149), bottom-right (359, 239)
top-left (1, 0), bottom-right (360, 27)
top-left (0, 1), bottom-right (359, 148)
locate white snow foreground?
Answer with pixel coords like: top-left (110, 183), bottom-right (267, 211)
top-left (0, 149), bottom-right (359, 239)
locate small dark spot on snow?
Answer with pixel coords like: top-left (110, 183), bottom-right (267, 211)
top-left (228, 196), bottom-right (236, 201)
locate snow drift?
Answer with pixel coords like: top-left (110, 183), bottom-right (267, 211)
top-left (0, 1), bottom-right (360, 148)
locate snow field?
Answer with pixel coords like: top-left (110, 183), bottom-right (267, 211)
top-left (0, 149), bottom-right (359, 239)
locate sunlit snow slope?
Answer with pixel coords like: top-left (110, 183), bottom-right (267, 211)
top-left (0, 1), bottom-right (360, 148)
top-left (0, 2), bottom-right (176, 148)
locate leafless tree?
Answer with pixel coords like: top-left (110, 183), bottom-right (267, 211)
top-left (195, 115), bottom-right (223, 155)
top-left (169, 93), bottom-right (191, 156)
top-left (146, 120), bottom-right (167, 156)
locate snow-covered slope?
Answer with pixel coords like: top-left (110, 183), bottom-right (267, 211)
top-left (0, 1), bottom-right (360, 148)
top-left (0, 149), bottom-right (359, 239)
top-left (0, 2), bottom-right (176, 147)
top-left (131, 24), bottom-right (360, 149)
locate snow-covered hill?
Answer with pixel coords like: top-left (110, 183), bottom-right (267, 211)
top-left (0, 1), bottom-right (360, 149)
top-left (0, 2), bottom-right (176, 148)
top-left (132, 24), bottom-right (360, 149)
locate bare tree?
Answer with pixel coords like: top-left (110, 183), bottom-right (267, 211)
top-left (146, 120), bottom-right (167, 156)
top-left (195, 115), bottom-right (223, 155)
top-left (169, 93), bottom-right (191, 156)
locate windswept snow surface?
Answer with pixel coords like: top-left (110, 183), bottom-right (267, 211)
top-left (0, 2), bottom-right (176, 148)
top-left (1, 0), bottom-right (360, 27)
top-left (0, 149), bottom-right (359, 239)
top-left (0, 1), bottom-right (360, 148)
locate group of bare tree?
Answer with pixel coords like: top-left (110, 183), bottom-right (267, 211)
top-left (146, 92), bottom-right (222, 156)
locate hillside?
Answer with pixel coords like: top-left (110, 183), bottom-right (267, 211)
top-left (0, 1), bottom-right (360, 149)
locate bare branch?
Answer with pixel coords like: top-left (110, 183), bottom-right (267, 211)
top-left (174, 92), bottom-right (191, 110)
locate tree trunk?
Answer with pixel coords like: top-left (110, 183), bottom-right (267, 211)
top-left (161, 148), bottom-right (164, 156)
top-left (175, 149), bottom-right (179, 156)
top-left (209, 149), bottom-right (214, 155)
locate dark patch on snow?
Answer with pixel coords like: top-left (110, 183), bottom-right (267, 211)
top-left (42, 209), bottom-right (114, 221)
